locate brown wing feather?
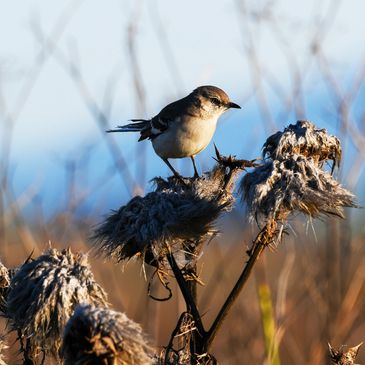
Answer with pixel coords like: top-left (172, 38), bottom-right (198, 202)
top-left (136, 93), bottom-right (201, 141)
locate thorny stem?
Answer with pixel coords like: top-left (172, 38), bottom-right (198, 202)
top-left (204, 223), bottom-right (274, 351)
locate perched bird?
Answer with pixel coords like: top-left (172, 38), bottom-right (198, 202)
top-left (107, 85), bottom-right (241, 177)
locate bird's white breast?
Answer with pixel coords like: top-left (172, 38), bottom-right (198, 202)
top-left (152, 115), bottom-right (219, 159)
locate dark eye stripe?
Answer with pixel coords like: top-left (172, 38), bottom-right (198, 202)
top-left (211, 97), bottom-right (221, 106)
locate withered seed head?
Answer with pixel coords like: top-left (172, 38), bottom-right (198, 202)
top-left (241, 155), bottom-right (357, 223)
top-left (241, 121), bottom-right (356, 226)
top-left (263, 120), bottom-right (341, 171)
top-left (93, 153), bottom-right (245, 268)
top-left (62, 304), bottom-right (155, 365)
top-left (6, 248), bottom-right (108, 361)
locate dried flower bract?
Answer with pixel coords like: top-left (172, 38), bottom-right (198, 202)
top-left (6, 248), bottom-right (108, 361)
top-left (62, 304), bottom-right (155, 365)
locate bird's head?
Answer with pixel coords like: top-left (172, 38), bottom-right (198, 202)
top-left (192, 85), bottom-right (241, 116)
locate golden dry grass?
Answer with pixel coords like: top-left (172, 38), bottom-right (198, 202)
top-left (0, 213), bottom-right (364, 364)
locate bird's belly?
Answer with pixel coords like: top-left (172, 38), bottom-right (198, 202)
top-left (152, 117), bottom-right (217, 159)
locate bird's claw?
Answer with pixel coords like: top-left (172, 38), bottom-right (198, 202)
top-left (172, 173), bottom-right (188, 186)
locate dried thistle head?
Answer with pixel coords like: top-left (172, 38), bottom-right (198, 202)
top-left (241, 121), bottom-right (356, 228)
top-left (93, 153), bottom-right (247, 267)
top-left (241, 155), bottom-right (357, 223)
top-left (329, 342), bottom-right (362, 365)
top-left (62, 304), bottom-right (155, 365)
top-left (6, 248), bottom-right (108, 361)
top-left (263, 120), bottom-right (341, 170)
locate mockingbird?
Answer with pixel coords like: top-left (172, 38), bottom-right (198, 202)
top-left (107, 85), bottom-right (241, 177)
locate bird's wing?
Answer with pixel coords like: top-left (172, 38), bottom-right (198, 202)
top-left (111, 94), bottom-right (199, 142)
top-left (145, 95), bottom-right (199, 141)
top-left (137, 115), bottom-right (169, 141)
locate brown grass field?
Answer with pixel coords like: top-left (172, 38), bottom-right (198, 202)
top-left (1, 209), bottom-right (365, 364)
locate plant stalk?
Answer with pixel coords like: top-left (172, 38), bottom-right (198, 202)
top-left (204, 224), bottom-right (272, 350)
top-left (166, 252), bottom-right (205, 337)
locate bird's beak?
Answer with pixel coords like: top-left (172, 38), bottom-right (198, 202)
top-left (228, 101), bottom-right (241, 109)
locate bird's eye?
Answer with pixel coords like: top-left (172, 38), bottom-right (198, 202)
top-left (211, 97), bottom-right (221, 106)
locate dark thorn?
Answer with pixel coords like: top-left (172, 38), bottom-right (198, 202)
top-left (213, 143), bottom-right (221, 161)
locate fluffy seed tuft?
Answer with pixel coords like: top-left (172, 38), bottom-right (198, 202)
top-left (93, 154), bottom-right (248, 267)
top-left (263, 120), bottom-right (341, 170)
top-left (6, 247), bottom-right (108, 361)
top-left (241, 121), bottom-right (356, 226)
top-left (241, 155), bottom-right (356, 223)
top-left (62, 304), bottom-right (155, 365)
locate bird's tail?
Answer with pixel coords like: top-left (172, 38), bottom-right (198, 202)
top-left (106, 119), bottom-right (150, 133)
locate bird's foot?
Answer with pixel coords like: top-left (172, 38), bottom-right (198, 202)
top-left (172, 172), bottom-right (188, 185)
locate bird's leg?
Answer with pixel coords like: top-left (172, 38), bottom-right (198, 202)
top-left (191, 156), bottom-right (199, 178)
top-left (162, 158), bottom-right (182, 178)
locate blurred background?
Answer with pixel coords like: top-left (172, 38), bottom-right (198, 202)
top-left (1, 0), bottom-right (365, 364)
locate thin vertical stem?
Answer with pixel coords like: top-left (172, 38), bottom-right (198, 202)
top-left (204, 224), bottom-right (273, 351)
top-left (166, 252), bottom-right (205, 337)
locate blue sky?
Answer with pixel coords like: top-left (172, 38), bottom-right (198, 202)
top-left (0, 0), bottom-right (364, 215)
